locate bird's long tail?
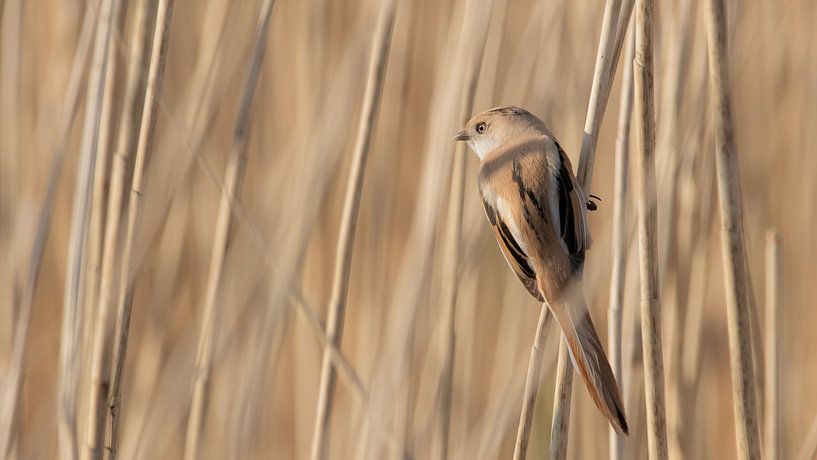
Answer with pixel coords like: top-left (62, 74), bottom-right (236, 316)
top-left (548, 288), bottom-right (629, 435)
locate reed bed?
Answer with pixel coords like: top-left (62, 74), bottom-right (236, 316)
top-left (1, 0), bottom-right (816, 459)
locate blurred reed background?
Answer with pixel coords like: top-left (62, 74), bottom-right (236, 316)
top-left (1, 0), bottom-right (816, 458)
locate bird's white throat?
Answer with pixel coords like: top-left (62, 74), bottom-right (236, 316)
top-left (469, 138), bottom-right (499, 160)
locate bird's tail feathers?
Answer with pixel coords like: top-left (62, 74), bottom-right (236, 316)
top-left (552, 292), bottom-right (629, 435)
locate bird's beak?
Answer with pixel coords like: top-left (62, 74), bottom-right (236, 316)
top-left (453, 130), bottom-right (469, 141)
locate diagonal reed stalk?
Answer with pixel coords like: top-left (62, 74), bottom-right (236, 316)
top-left (704, 0), bottom-right (761, 457)
top-left (289, 288), bottom-right (405, 456)
top-left (182, 0), bottom-right (278, 457)
top-left (437, 1), bottom-right (495, 458)
top-left (608, 23), bottom-right (635, 460)
top-left (633, 0), bottom-right (668, 457)
top-left (308, 1), bottom-right (398, 458)
top-left (764, 231), bottom-right (781, 460)
top-left (0, 4), bottom-right (96, 457)
top-left (548, 0), bottom-right (634, 458)
top-left (83, 0), bottom-right (175, 457)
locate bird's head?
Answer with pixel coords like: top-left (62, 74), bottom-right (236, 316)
top-left (453, 106), bottom-right (547, 160)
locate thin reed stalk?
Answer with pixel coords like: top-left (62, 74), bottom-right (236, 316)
top-left (85, 1), bottom-right (127, 381)
top-left (576, 0), bottom-right (622, 189)
top-left (608, 24), bottom-right (635, 460)
top-left (764, 231), bottom-right (781, 460)
top-left (505, 304), bottom-right (549, 460)
top-left (680, 134), bottom-right (715, 392)
top-left (545, 336), bottom-right (570, 459)
top-left (704, 0), bottom-right (761, 456)
top-left (0, 5), bottom-right (95, 456)
top-left (288, 289), bottom-right (405, 456)
top-left (105, 0), bottom-right (160, 452)
top-left (57, 0), bottom-right (120, 457)
top-left (437, 1), bottom-right (494, 458)
top-left (83, 0), bottom-right (175, 457)
top-left (182, 0), bottom-right (278, 457)
top-left (549, 0), bottom-right (634, 457)
top-left (107, 0), bottom-right (175, 453)
top-left (633, 0), bottom-right (668, 457)
top-left (89, 1), bottom-right (156, 455)
top-left (0, 0), bottom-right (22, 361)
top-left (660, 3), bottom-right (697, 454)
top-left (309, 1), bottom-right (398, 458)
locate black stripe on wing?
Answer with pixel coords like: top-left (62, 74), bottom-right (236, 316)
top-left (555, 143), bottom-right (585, 271)
top-left (482, 200), bottom-right (543, 301)
top-left (498, 220), bottom-right (535, 278)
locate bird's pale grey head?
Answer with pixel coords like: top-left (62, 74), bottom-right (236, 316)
top-left (453, 106), bottom-right (548, 160)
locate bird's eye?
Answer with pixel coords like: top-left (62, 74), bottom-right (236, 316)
top-left (476, 122), bottom-right (486, 134)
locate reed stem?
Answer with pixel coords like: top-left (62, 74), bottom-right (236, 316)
top-left (182, 0), bottom-right (278, 457)
top-left (83, 0), bottom-right (175, 456)
top-left (309, 2), bottom-right (398, 458)
top-left (704, 0), bottom-right (761, 456)
top-left (764, 231), bottom-right (781, 460)
top-left (608, 23), bottom-right (635, 460)
top-left (633, 0), bottom-right (668, 456)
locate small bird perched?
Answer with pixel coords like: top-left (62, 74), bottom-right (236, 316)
top-left (454, 106), bottom-right (628, 434)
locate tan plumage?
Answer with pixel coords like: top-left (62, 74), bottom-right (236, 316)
top-left (455, 106), bottom-right (628, 435)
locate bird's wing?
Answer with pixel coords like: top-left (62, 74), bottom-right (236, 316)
top-left (553, 142), bottom-right (590, 270)
top-left (481, 198), bottom-right (544, 302)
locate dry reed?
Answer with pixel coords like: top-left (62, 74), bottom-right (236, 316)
top-left (84, 0), bottom-right (175, 457)
top-left (105, 0), bottom-right (160, 453)
top-left (2, 1), bottom-right (814, 458)
top-left (704, 0), bottom-right (762, 456)
top-left (309, 1), bottom-right (397, 458)
top-left (764, 231), bottom-right (781, 460)
top-left (608, 24), bottom-right (635, 460)
top-left (57, 0), bottom-right (120, 457)
top-left (183, 1), bottom-right (278, 457)
top-left (548, 0), bottom-right (634, 457)
top-left (437, 1), bottom-right (495, 457)
top-left (633, 0), bottom-right (669, 457)
top-left (0, 4), bottom-right (96, 456)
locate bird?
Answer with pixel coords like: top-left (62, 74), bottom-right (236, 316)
top-left (454, 105), bottom-right (628, 435)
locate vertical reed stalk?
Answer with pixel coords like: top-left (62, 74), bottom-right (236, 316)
top-left (764, 231), bottom-right (780, 460)
top-left (549, 0), bottom-right (634, 457)
top-left (182, 0), bottom-right (278, 457)
top-left (90, 0), bottom-right (156, 455)
top-left (0, 0), bottom-right (22, 360)
top-left (86, 1), bottom-right (127, 378)
top-left (57, 0), bottom-right (119, 457)
top-left (309, 1), bottom-right (397, 458)
top-left (633, 0), bottom-right (668, 457)
top-left (83, 0), bottom-right (175, 457)
top-left (545, 336), bottom-right (571, 460)
top-left (704, 0), bottom-right (761, 456)
top-left (608, 25), bottom-right (635, 460)
top-left (507, 304), bottom-right (549, 460)
top-left (0, 5), bottom-right (95, 456)
top-left (105, 0), bottom-right (160, 451)
top-left (437, 1), bottom-right (494, 455)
